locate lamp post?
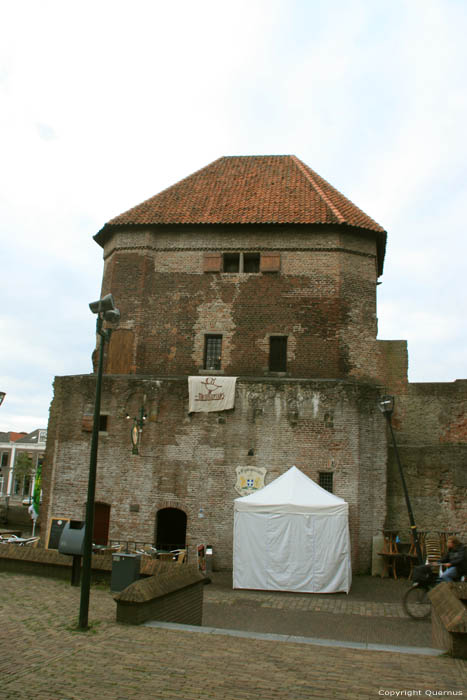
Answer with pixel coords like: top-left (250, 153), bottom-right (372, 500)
top-left (78, 294), bottom-right (120, 630)
top-left (378, 395), bottom-right (423, 564)
top-left (0, 392), bottom-right (5, 406)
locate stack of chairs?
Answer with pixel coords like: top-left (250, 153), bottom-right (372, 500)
top-left (424, 532), bottom-right (442, 575)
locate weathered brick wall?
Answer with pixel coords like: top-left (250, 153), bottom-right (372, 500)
top-left (97, 225), bottom-right (381, 381)
top-left (41, 220), bottom-right (466, 580)
top-left (115, 581), bottom-right (205, 626)
top-left (385, 381), bottom-right (467, 535)
top-left (376, 340), bottom-right (409, 395)
top-left (43, 375), bottom-right (387, 574)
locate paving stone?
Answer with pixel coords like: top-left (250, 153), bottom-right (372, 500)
top-left (1, 572), bottom-right (466, 699)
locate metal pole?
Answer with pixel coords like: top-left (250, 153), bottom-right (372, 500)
top-left (78, 316), bottom-right (108, 629)
top-left (385, 414), bottom-right (424, 564)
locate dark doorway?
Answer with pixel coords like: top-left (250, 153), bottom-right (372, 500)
top-left (156, 508), bottom-right (187, 550)
top-left (269, 335), bottom-right (288, 372)
top-left (93, 502), bottom-right (111, 545)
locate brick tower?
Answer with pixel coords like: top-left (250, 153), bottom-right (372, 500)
top-left (42, 156), bottom-right (400, 573)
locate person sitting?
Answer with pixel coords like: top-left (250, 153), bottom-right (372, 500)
top-left (439, 536), bottom-right (466, 582)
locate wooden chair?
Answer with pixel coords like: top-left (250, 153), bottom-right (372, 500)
top-left (175, 550), bottom-right (186, 564)
top-left (424, 532), bottom-right (442, 576)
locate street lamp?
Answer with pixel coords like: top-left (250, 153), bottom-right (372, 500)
top-left (0, 392), bottom-right (6, 406)
top-left (78, 294), bottom-right (120, 630)
top-left (378, 395), bottom-right (423, 564)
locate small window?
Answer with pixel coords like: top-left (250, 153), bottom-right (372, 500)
top-left (324, 412), bottom-right (334, 428)
top-left (1, 452), bottom-right (9, 468)
top-left (243, 253), bottom-right (260, 273)
top-left (269, 336), bottom-right (287, 372)
top-left (99, 415), bottom-right (108, 432)
top-left (319, 472), bottom-right (333, 493)
top-left (223, 253), bottom-right (240, 273)
top-left (204, 335), bottom-right (222, 370)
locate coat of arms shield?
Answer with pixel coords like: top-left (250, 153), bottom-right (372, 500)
top-left (235, 466), bottom-right (267, 496)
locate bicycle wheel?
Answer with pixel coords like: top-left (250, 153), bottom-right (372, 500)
top-left (403, 585), bottom-right (431, 619)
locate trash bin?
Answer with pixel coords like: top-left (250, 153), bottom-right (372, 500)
top-left (205, 545), bottom-right (213, 575)
top-left (111, 552), bottom-right (141, 592)
top-left (58, 521), bottom-right (85, 555)
top-left (58, 521), bottom-right (85, 587)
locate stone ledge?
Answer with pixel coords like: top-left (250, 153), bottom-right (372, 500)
top-left (0, 544), bottom-right (175, 578)
top-left (113, 564), bottom-right (206, 603)
top-left (429, 582), bottom-right (467, 658)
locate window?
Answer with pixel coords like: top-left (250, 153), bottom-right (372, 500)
top-left (223, 252), bottom-right (260, 273)
top-left (243, 253), bottom-right (260, 273)
top-left (204, 252), bottom-right (279, 273)
top-left (269, 336), bottom-right (287, 372)
top-left (1, 452), bottom-right (9, 468)
top-left (223, 253), bottom-right (240, 273)
top-left (319, 472), bottom-right (333, 493)
top-left (99, 415), bottom-right (108, 432)
top-left (324, 412), bottom-right (334, 428)
top-left (204, 335), bottom-right (222, 370)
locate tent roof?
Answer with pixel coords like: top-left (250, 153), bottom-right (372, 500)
top-left (234, 466), bottom-right (348, 513)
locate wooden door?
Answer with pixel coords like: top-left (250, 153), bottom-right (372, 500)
top-left (93, 502), bottom-right (110, 545)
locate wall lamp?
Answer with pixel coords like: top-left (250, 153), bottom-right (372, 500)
top-left (79, 293), bottom-right (120, 630)
top-left (127, 407), bottom-right (147, 455)
top-left (378, 395), bottom-right (423, 564)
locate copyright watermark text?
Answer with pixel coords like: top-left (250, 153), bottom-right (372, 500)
top-left (378, 692), bottom-right (463, 697)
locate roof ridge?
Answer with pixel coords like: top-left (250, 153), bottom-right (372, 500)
top-left (290, 156), bottom-right (346, 224)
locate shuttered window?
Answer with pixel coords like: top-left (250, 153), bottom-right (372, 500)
top-left (203, 253), bottom-right (222, 272)
top-left (204, 252), bottom-right (280, 273)
top-left (260, 252), bottom-right (281, 272)
top-left (269, 336), bottom-right (287, 372)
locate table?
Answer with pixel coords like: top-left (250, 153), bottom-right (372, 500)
top-left (378, 530), bottom-right (404, 578)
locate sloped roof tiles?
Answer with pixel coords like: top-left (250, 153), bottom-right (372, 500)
top-left (96, 155), bottom-right (385, 233)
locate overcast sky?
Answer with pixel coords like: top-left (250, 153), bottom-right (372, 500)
top-left (1, 0), bottom-right (466, 433)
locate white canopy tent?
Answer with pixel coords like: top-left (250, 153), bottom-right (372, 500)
top-left (233, 466), bottom-right (352, 593)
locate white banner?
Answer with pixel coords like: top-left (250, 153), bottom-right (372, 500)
top-left (188, 376), bottom-right (237, 413)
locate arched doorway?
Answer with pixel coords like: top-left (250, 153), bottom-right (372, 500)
top-left (155, 508), bottom-right (187, 550)
top-left (93, 502), bottom-right (111, 545)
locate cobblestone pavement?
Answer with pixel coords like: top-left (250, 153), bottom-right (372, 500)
top-left (1, 572), bottom-right (466, 700)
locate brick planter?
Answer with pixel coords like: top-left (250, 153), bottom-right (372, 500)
top-left (113, 564), bottom-right (208, 626)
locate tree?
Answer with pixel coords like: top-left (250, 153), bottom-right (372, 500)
top-left (14, 452), bottom-right (33, 484)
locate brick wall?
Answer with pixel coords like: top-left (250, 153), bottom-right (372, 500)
top-left (384, 381), bottom-right (467, 535)
top-left (97, 225), bottom-right (381, 381)
top-left (41, 220), bottom-right (467, 580)
top-left (115, 580), bottom-right (205, 626)
top-left (43, 375), bottom-right (387, 574)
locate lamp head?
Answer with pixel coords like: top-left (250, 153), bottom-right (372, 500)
top-left (102, 308), bottom-right (120, 324)
top-left (89, 294), bottom-right (120, 323)
top-left (0, 391), bottom-right (5, 407)
top-left (378, 395), bottom-right (395, 416)
top-left (89, 293), bottom-right (115, 314)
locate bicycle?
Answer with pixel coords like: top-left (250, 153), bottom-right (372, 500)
top-left (402, 564), bottom-right (438, 619)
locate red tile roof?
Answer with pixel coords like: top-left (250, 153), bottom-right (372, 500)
top-left (95, 155), bottom-right (386, 271)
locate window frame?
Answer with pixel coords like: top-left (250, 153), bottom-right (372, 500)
top-left (319, 472), bottom-right (334, 493)
top-left (204, 334), bottom-right (223, 371)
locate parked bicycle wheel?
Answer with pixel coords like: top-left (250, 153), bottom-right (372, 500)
top-left (403, 585), bottom-right (431, 619)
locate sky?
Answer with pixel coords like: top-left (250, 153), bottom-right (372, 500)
top-left (1, 0), bottom-right (466, 433)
